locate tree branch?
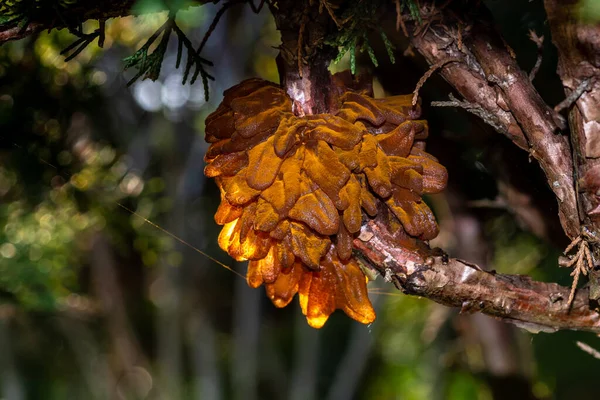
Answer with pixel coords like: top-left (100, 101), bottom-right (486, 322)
top-left (544, 0), bottom-right (600, 233)
top-left (354, 219), bottom-right (600, 334)
top-left (263, 0), bottom-right (600, 334)
top-left (409, 1), bottom-right (580, 240)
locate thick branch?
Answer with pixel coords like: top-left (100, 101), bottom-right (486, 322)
top-left (265, 0), bottom-right (600, 334)
top-left (354, 219), bottom-right (600, 334)
top-left (409, 2), bottom-right (580, 239)
top-left (270, 0), bottom-right (338, 115)
top-left (544, 0), bottom-right (600, 231)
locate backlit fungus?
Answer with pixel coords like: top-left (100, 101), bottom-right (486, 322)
top-left (204, 77), bottom-right (447, 328)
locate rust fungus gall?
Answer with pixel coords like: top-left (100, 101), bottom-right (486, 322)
top-left (204, 77), bottom-right (447, 328)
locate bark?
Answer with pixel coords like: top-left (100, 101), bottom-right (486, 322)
top-left (544, 0), bottom-right (600, 230)
top-left (270, 0), bottom-right (338, 115)
top-left (268, 1), bottom-right (600, 333)
top-left (409, 1), bottom-right (581, 240)
top-left (354, 218), bottom-right (600, 334)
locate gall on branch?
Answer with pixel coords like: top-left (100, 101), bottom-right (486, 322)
top-left (203, 75), bottom-right (447, 328)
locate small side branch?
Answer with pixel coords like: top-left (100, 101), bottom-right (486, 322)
top-left (431, 93), bottom-right (506, 135)
top-left (576, 341), bottom-right (600, 360)
top-left (554, 78), bottom-right (594, 113)
top-left (544, 0), bottom-right (600, 233)
top-left (528, 30), bottom-right (544, 82)
top-left (60, 19), bottom-right (107, 61)
top-left (124, 14), bottom-right (214, 99)
top-left (412, 57), bottom-right (462, 106)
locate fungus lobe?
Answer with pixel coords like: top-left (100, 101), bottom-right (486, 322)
top-left (204, 77), bottom-right (447, 328)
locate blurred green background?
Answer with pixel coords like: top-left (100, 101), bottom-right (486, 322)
top-left (1, 1), bottom-right (600, 399)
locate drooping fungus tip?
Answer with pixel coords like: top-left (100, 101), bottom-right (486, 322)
top-left (204, 76), bottom-right (447, 328)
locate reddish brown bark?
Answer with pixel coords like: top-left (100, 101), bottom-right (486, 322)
top-left (409, 3), bottom-right (580, 240)
top-left (354, 218), bottom-right (600, 333)
top-left (268, 0), bottom-right (599, 333)
top-left (270, 0), bottom-right (338, 116)
top-left (544, 0), bottom-right (600, 230)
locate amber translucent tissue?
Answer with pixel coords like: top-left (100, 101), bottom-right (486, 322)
top-left (204, 78), bottom-right (447, 328)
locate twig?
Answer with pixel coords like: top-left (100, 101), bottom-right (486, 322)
top-left (576, 341), bottom-right (600, 360)
top-left (554, 78), bottom-right (594, 113)
top-left (319, 0), bottom-right (342, 28)
top-left (463, 22), bottom-right (579, 238)
top-left (561, 235), bottom-right (594, 308)
top-left (431, 93), bottom-right (506, 134)
top-left (528, 30), bottom-right (544, 81)
top-left (395, 0), bottom-right (409, 37)
top-left (98, 19), bottom-right (106, 48)
top-left (124, 14), bottom-right (214, 98)
top-left (196, 0), bottom-right (241, 55)
top-left (412, 57), bottom-right (461, 106)
top-left (171, 22), bottom-right (214, 88)
top-left (411, 5), bottom-right (578, 241)
top-left (60, 20), bottom-right (107, 61)
top-left (248, 0), bottom-right (267, 13)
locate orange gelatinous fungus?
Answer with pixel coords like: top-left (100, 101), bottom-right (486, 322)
top-left (204, 77), bottom-right (447, 328)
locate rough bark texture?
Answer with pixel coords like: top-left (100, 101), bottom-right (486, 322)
top-left (544, 0), bottom-right (600, 229)
top-left (276, 51), bottom-right (336, 116)
top-left (409, 2), bottom-right (580, 240)
top-left (354, 218), bottom-right (600, 333)
top-left (270, 0), bottom-right (338, 115)
top-left (267, 0), bottom-right (598, 333)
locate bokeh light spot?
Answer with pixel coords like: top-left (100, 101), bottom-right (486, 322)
top-left (0, 243), bottom-right (17, 259)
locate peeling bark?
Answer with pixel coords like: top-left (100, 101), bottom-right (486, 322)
top-left (409, 2), bottom-right (580, 239)
top-left (544, 0), bottom-right (600, 229)
top-left (354, 219), bottom-right (600, 334)
top-left (266, 0), bottom-right (600, 333)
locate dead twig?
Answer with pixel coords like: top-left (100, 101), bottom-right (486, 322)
top-left (196, 0), bottom-right (242, 55)
top-left (431, 93), bottom-right (506, 134)
top-left (560, 235), bottom-right (594, 308)
top-left (528, 30), bottom-right (544, 82)
top-left (576, 341), bottom-right (600, 360)
top-left (319, 0), bottom-right (342, 28)
top-left (395, 0), bottom-right (409, 37)
top-left (412, 57), bottom-right (461, 106)
top-left (554, 78), bottom-right (595, 113)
